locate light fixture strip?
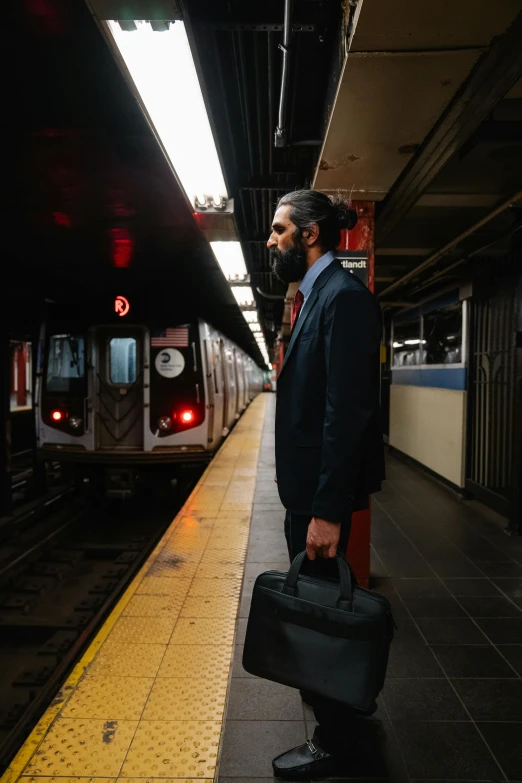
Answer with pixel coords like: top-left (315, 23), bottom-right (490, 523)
top-left (106, 20), bottom-right (227, 208)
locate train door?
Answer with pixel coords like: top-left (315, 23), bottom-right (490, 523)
top-left (221, 341), bottom-right (237, 432)
top-left (235, 350), bottom-right (245, 412)
top-left (211, 339), bottom-right (225, 442)
top-left (92, 326), bottom-right (144, 450)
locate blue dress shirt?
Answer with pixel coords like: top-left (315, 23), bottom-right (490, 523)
top-left (297, 251), bottom-right (335, 316)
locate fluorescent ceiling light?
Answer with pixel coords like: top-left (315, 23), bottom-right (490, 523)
top-left (392, 342), bottom-right (403, 348)
top-left (107, 20), bottom-right (227, 208)
top-left (404, 339), bottom-right (427, 345)
top-left (249, 323), bottom-right (261, 332)
top-left (232, 286), bottom-right (254, 306)
top-left (210, 241), bottom-right (248, 281)
top-left (242, 310), bottom-right (258, 323)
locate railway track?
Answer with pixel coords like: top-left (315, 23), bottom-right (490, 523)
top-left (0, 467), bottom-right (203, 773)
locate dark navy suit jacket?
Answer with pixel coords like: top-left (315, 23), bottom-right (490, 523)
top-left (275, 259), bottom-right (385, 521)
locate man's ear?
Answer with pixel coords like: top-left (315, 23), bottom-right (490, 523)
top-left (303, 223), bottom-right (320, 246)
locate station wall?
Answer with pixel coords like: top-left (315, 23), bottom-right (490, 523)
top-left (388, 291), bottom-right (468, 488)
top-left (389, 384), bottom-right (467, 487)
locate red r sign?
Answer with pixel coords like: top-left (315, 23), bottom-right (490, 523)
top-left (115, 295), bottom-right (130, 317)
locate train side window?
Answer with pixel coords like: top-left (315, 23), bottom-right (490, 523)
top-left (392, 320), bottom-right (423, 367)
top-left (46, 334), bottom-right (85, 392)
top-left (109, 338), bottom-right (137, 384)
top-left (423, 302), bottom-right (463, 365)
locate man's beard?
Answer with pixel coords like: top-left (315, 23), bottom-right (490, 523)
top-left (270, 237), bottom-right (308, 285)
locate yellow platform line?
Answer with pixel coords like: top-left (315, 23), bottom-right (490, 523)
top-left (2, 393), bottom-right (269, 783)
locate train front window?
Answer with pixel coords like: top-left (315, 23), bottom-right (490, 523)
top-left (110, 337), bottom-right (137, 384)
top-left (46, 334), bottom-right (85, 393)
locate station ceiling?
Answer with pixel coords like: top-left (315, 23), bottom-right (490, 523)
top-left (8, 0), bottom-right (522, 353)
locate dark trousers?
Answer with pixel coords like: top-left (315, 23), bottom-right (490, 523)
top-left (284, 510), bottom-right (375, 753)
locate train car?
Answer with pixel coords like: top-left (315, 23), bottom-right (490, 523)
top-left (36, 318), bottom-right (264, 495)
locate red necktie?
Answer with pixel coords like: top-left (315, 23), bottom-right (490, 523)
top-left (291, 290), bottom-right (304, 330)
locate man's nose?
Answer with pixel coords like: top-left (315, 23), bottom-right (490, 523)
top-left (267, 233), bottom-right (276, 249)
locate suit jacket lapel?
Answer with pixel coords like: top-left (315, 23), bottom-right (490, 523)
top-left (279, 259), bottom-right (341, 377)
top-left (281, 289), bottom-right (319, 372)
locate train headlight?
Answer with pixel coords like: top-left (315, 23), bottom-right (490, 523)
top-left (69, 417), bottom-right (82, 430)
top-left (158, 415), bottom-right (172, 431)
top-left (180, 410), bottom-right (194, 424)
top-left (51, 410), bottom-right (64, 422)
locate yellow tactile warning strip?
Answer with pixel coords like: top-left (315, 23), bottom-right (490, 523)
top-left (3, 394), bottom-right (268, 783)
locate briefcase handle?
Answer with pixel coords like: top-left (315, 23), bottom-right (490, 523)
top-left (283, 551), bottom-right (355, 611)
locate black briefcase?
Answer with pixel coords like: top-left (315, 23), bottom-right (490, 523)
top-left (242, 552), bottom-right (396, 712)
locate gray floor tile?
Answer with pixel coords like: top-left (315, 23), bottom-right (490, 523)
top-left (218, 779), bottom-right (273, 783)
top-left (241, 575), bottom-right (259, 598)
top-left (375, 548), bottom-right (436, 578)
top-left (218, 721), bottom-right (306, 777)
top-left (450, 679), bottom-right (522, 721)
top-left (492, 577), bottom-right (522, 600)
top-left (227, 678), bottom-right (303, 720)
top-left (393, 578), bottom-right (451, 599)
top-left (387, 620), bottom-right (445, 678)
top-left (415, 617), bottom-right (489, 645)
top-left (392, 720), bottom-right (502, 780)
top-left (235, 617), bottom-right (248, 645)
top-left (244, 561), bottom-right (288, 578)
top-left (475, 617), bottom-right (522, 644)
top-left (477, 722), bottom-right (522, 781)
top-left (239, 594), bottom-right (252, 617)
top-left (247, 543), bottom-right (289, 562)
top-left (382, 678), bottom-right (468, 721)
top-left (428, 558), bottom-right (484, 578)
top-left (431, 644), bottom-right (519, 678)
top-left (399, 596), bottom-right (467, 618)
top-left (457, 594), bottom-right (522, 617)
top-left (497, 644), bottom-right (522, 675)
top-left (443, 577), bottom-right (503, 597)
top-left (253, 508), bottom-right (285, 519)
top-left (476, 561), bottom-right (522, 577)
top-left (231, 645), bottom-right (258, 678)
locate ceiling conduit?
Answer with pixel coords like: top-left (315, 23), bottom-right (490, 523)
top-left (274, 0), bottom-right (292, 147)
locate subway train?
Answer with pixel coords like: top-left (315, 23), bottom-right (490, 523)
top-left (35, 317), bottom-right (265, 495)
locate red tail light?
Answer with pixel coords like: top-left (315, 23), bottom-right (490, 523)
top-left (180, 409), bottom-right (194, 424)
top-left (51, 410), bottom-right (64, 422)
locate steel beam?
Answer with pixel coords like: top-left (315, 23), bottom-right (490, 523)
top-left (375, 12), bottom-right (522, 245)
top-left (380, 190), bottom-right (522, 298)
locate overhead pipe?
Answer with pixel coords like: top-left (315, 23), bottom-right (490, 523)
top-left (274, 0), bottom-right (292, 147)
top-left (379, 190), bottom-right (522, 298)
top-left (268, 31), bottom-right (275, 171)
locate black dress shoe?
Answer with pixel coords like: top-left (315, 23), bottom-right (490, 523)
top-left (272, 738), bottom-right (346, 780)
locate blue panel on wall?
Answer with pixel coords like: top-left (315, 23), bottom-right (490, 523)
top-left (392, 367), bottom-right (467, 390)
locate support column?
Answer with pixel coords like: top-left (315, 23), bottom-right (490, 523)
top-left (339, 201), bottom-right (376, 588)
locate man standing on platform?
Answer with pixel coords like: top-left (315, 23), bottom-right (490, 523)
top-left (267, 189), bottom-right (385, 780)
